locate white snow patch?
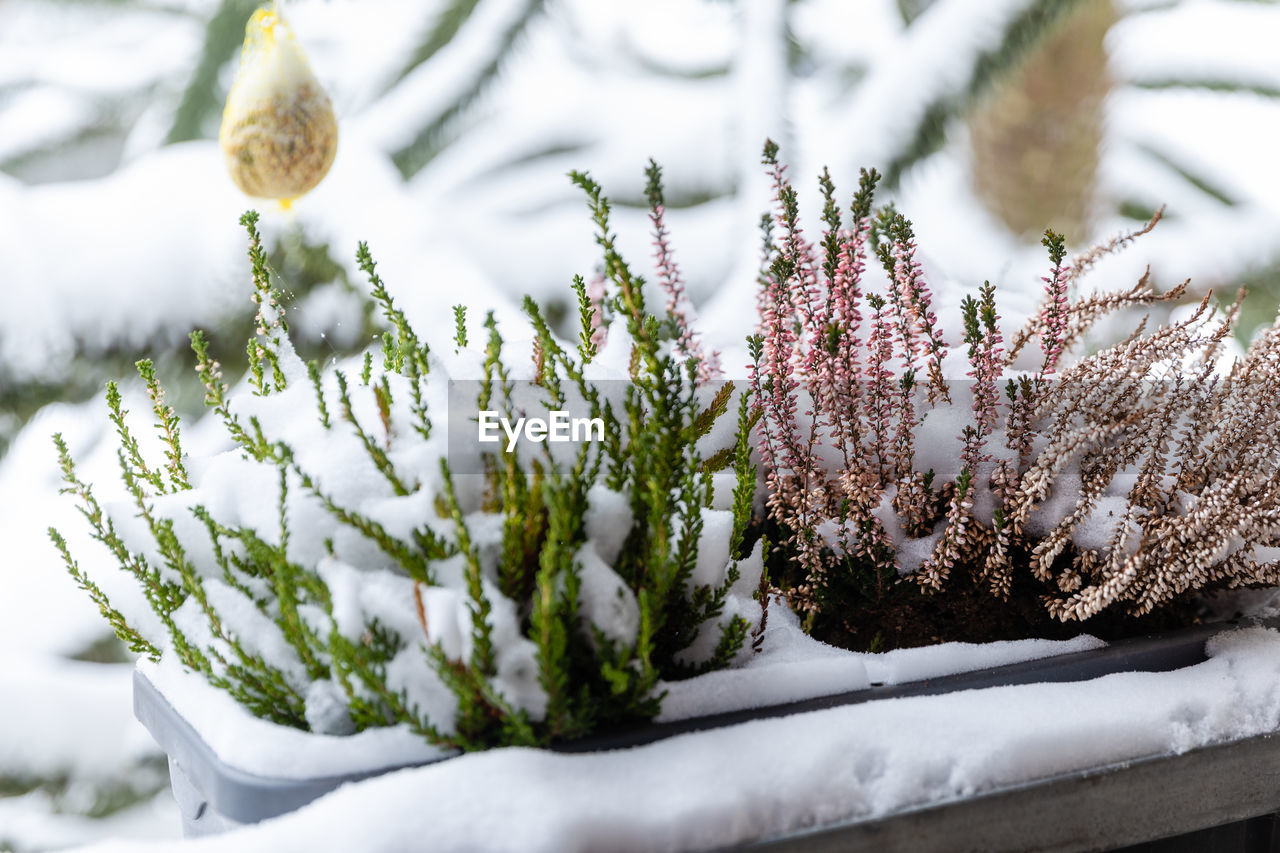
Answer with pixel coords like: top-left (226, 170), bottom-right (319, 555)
top-left (89, 626), bottom-right (1280, 853)
top-left (582, 484), bottom-right (632, 565)
top-left (574, 545), bottom-right (641, 648)
top-left (140, 656), bottom-right (447, 780)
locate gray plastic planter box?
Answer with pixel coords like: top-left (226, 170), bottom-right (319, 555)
top-left (134, 618), bottom-right (1279, 848)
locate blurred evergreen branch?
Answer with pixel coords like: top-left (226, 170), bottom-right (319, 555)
top-left (1130, 77), bottom-right (1280, 99)
top-left (0, 757), bottom-right (169, 822)
top-left (1134, 141), bottom-right (1238, 207)
top-left (0, 229), bottom-right (373, 459)
top-left (390, 0), bottom-right (546, 178)
top-left (387, 0), bottom-right (484, 87)
top-left (883, 0), bottom-right (1088, 188)
top-left (166, 0), bottom-right (259, 143)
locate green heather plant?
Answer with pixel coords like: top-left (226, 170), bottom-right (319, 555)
top-left (52, 174), bottom-right (756, 749)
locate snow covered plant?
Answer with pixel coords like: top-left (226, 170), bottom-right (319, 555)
top-left (753, 140), bottom-right (1280, 645)
top-left (49, 185), bottom-right (760, 750)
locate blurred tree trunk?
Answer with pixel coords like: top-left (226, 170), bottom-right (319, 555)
top-left (969, 0), bottom-right (1115, 243)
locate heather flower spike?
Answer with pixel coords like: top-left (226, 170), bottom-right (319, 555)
top-left (1038, 229), bottom-right (1070, 377)
top-left (219, 3), bottom-right (338, 208)
top-left (645, 159), bottom-right (720, 381)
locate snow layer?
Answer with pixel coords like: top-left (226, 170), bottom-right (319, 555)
top-left (140, 656), bottom-right (446, 780)
top-left (136, 603), bottom-right (1103, 781)
top-left (0, 658), bottom-right (158, 782)
top-left (77, 625), bottom-right (1280, 853)
top-left (0, 793), bottom-right (178, 853)
top-left (658, 606), bottom-right (1103, 721)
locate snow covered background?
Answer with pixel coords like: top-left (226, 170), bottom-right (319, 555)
top-left (3, 0), bottom-right (1280, 848)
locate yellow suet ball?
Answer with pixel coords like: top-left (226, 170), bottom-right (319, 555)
top-left (219, 7), bottom-right (337, 205)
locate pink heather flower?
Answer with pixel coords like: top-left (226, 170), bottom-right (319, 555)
top-left (750, 148), bottom-right (843, 586)
top-left (864, 295), bottom-right (896, 479)
top-left (758, 260), bottom-right (805, 477)
top-left (961, 284), bottom-right (1004, 474)
top-left (649, 202), bottom-right (720, 382)
top-left (751, 253), bottom-right (829, 586)
top-left (817, 227), bottom-right (868, 474)
top-left (1039, 234), bottom-right (1070, 378)
top-left (767, 169), bottom-right (823, 333)
top-left (888, 225), bottom-right (950, 404)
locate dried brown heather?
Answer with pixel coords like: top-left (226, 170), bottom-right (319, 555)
top-left (1021, 295), bottom-right (1280, 620)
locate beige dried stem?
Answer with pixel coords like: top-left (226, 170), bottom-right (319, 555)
top-left (1020, 292), bottom-right (1280, 620)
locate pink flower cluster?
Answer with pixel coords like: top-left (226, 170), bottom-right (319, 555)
top-left (645, 161), bottom-right (721, 383)
top-left (882, 216), bottom-right (950, 406)
top-left (1038, 231), bottom-right (1070, 378)
top-left (750, 145), bottom-right (955, 596)
top-left (961, 282), bottom-right (1004, 474)
top-left (747, 145), bottom-right (1071, 603)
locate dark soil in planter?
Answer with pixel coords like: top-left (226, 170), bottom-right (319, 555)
top-left (763, 531), bottom-right (1205, 652)
top-left (821, 565), bottom-right (1201, 653)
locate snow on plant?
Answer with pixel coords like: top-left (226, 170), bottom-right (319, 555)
top-left (752, 140), bottom-right (1280, 630)
top-left (50, 170), bottom-right (760, 750)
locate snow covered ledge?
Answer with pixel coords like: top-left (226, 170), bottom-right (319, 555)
top-left (73, 619), bottom-right (1280, 851)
